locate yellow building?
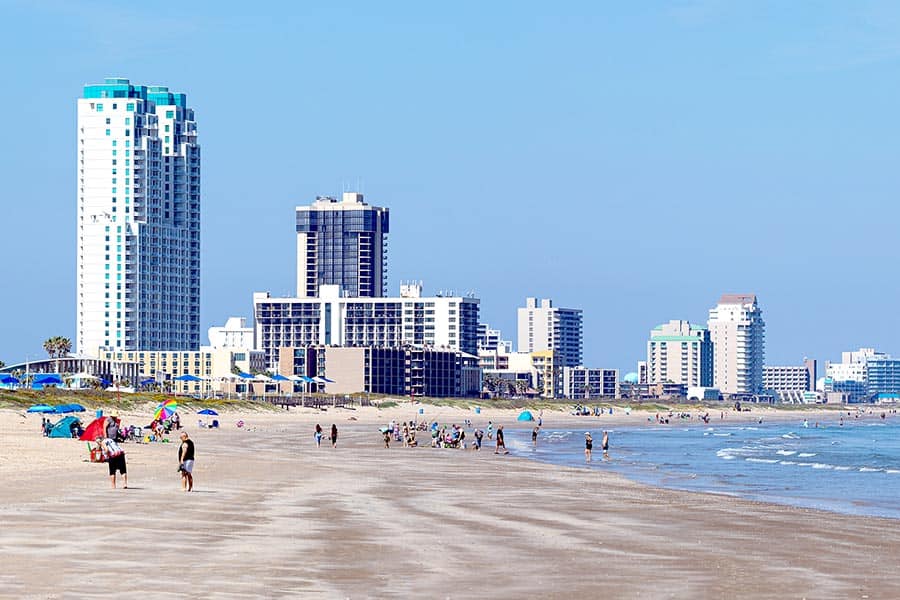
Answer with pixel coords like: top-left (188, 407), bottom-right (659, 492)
top-left (99, 348), bottom-right (264, 396)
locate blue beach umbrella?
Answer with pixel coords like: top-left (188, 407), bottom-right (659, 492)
top-left (174, 374), bottom-right (203, 382)
top-left (1, 374), bottom-right (21, 385)
top-left (53, 404), bottom-right (76, 414)
top-left (197, 408), bottom-right (218, 416)
top-left (27, 404), bottom-right (55, 413)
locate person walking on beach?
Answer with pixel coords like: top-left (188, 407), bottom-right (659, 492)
top-left (330, 424), bottom-right (338, 447)
top-left (601, 430), bottom-right (609, 459)
top-left (532, 426), bottom-right (539, 447)
top-left (474, 428), bottom-right (483, 450)
top-left (315, 424), bottom-right (323, 447)
top-left (98, 436), bottom-right (127, 489)
top-left (494, 425), bottom-right (508, 455)
top-left (584, 432), bottom-right (593, 462)
top-left (178, 432), bottom-right (195, 492)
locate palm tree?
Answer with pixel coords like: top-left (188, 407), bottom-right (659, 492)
top-left (42, 336), bottom-right (72, 374)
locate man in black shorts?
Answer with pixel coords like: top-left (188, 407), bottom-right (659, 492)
top-left (99, 436), bottom-right (127, 489)
top-left (494, 424), bottom-right (509, 455)
top-left (179, 432), bottom-right (195, 492)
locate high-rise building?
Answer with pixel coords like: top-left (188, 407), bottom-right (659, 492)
top-left (707, 294), bottom-right (765, 395)
top-left (295, 192), bottom-right (389, 298)
top-left (517, 298), bottom-right (583, 367)
top-left (647, 320), bottom-right (713, 387)
top-left (77, 78), bottom-right (200, 353)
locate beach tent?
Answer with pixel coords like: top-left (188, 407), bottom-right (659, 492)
top-left (49, 416), bottom-right (80, 438)
top-left (517, 410), bottom-right (535, 421)
top-left (27, 404), bottom-right (55, 413)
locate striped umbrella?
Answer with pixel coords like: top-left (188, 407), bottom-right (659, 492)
top-left (154, 399), bottom-right (178, 421)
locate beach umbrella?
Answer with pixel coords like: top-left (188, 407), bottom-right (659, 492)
top-left (197, 408), bottom-right (218, 416)
top-left (138, 378), bottom-right (156, 387)
top-left (53, 404), bottom-right (77, 414)
top-left (35, 374), bottom-right (63, 385)
top-left (174, 374), bottom-right (203, 382)
top-left (27, 404), bottom-right (54, 413)
top-left (79, 416), bottom-right (109, 441)
top-left (236, 372), bottom-right (254, 379)
top-left (1, 374), bottom-right (21, 385)
top-left (270, 374), bottom-right (290, 382)
top-left (67, 403), bottom-right (86, 412)
top-left (154, 399), bottom-right (179, 421)
top-left (100, 378), bottom-right (112, 387)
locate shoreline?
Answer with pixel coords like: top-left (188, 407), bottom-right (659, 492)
top-left (3, 406), bottom-right (900, 597)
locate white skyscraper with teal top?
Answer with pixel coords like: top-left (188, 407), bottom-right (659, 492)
top-left (77, 78), bottom-right (200, 354)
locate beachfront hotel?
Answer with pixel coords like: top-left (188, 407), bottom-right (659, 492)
top-left (76, 78), bottom-right (200, 354)
top-left (647, 320), bottom-right (713, 387)
top-left (707, 294), bottom-right (766, 395)
top-left (252, 282), bottom-right (480, 369)
top-left (516, 297), bottom-right (583, 367)
top-left (295, 192), bottom-right (389, 298)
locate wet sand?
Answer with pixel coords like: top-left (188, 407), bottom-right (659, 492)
top-left (2, 406), bottom-right (899, 599)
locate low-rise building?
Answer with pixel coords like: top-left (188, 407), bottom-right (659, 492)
top-left (253, 283), bottom-right (479, 369)
top-left (99, 348), bottom-right (265, 396)
top-left (763, 359), bottom-right (816, 403)
top-left (561, 367), bottom-right (618, 399)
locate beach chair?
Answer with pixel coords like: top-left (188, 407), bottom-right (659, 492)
top-left (211, 419), bottom-right (219, 429)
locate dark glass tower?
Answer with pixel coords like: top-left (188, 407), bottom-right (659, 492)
top-left (295, 193), bottom-right (389, 298)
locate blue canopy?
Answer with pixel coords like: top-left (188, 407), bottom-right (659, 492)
top-left (0, 374), bottom-right (20, 384)
top-left (236, 372), bottom-right (254, 379)
top-left (139, 378), bottom-right (156, 386)
top-left (320, 376), bottom-right (336, 383)
top-left (34, 374), bottom-right (63, 385)
top-left (270, 374), bottom-right (290, 381)
top-left (53, 404), bottom-right (85, 414)
top-left (100, 378), bottom-right (112, 387)
top-left (27, 404), bottom-right (55, 413)
top-left (174, 374), bottom-right (203, 382)
top-left (301, 376), bottom-right (316, 383)
top-left (197, 408), bottom-right (218, 416)
top-left (517, 410), bottom-right (535, 421)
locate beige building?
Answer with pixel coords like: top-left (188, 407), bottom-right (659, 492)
top-left (99, 347), bottom-right (264, 396)
top-left (647, 320), bottom-right (713, 387)
top-left (708, 294), bottom-right (765, 395)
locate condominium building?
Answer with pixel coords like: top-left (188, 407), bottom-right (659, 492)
top-left (561, 367), bottom-right (618, 399)
top-left (295, 192), bottom-right (389, 298)
top-left (647, 320), bottom-right (713, 387)
top-left (708, 294), bottom-right (765, 395)
top-left (253, 283), bottom-right (479, 368)
top-left (824, 348), bottom-right (886, 402)
top-left (517, 298), bottom-right (583, 367)
top-left (77, 78), bottom-right (200, 353)
top-left (476, 323), bottom-right (512, 352)
top-left (763, 360), bottom-right (816, 393)
top-left (865, 358), bottom-right (900, 396)
top-left (278, 345), bottom-right (480, 398)
top-left (207, 317), bottom-right (254, 349)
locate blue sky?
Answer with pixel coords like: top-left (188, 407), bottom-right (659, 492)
top-left (1, 1), bottom-right (899, 372)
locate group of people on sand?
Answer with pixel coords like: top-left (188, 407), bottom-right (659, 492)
top-left (86, 414), bottom-right (197, 491)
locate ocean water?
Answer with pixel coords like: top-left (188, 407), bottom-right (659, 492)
top-left (506, 418), bottom-right (900, 519)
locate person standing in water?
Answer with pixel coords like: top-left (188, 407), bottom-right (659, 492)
top-left (494, 425), bottom-right (508, 454)
top-left (601, 430), bottom-right (609, 459)
top-left (584, 432), bottom-right (593, 461)
top-left (532, 426), bottom-right (539, 447)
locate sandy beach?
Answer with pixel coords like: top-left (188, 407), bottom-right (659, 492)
top-left (2, 403), bottom-right (899, 599)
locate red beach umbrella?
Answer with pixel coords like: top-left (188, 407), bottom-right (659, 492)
top-left (79, 416), bottom-right (110, 441)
